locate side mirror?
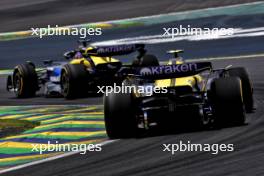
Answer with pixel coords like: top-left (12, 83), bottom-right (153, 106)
top-left (64, 50), bottom-right (76, 59)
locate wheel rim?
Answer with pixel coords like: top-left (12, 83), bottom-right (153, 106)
top-left (202, 115), bottom-right (211, 126)
top-left (14, 73), bottom-right (22, 96)
top-left (61, 72), bottom-right (70, 96)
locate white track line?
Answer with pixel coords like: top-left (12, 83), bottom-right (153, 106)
top-left (75, 1), bottom-right (264, 26)
top-left (92, 27), bottom-right (264, 46)
top-left (158, 53), bottom-right (264, 64)
top-left (187, 53), bottom-right (264, 62)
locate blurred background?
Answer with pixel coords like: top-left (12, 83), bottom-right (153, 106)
top-left (0, 0), bottom-right (259, 32)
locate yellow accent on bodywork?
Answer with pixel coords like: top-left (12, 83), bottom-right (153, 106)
top-left (69, 56), bottom-right (120, 67)
top-left (155, 59), bottom-right (203, 89)
top-left (168, 59), bottom-right (184, 65)
top-left (70, 58), bottom-right (92, 68)
top-left (90, 56), bottom-right (120, 65)
top-left (155, 75), bottom-right (203, 88)
top-left (82, 47), bottom-right (120, 65)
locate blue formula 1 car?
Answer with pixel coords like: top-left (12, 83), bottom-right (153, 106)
top-left (6, 41), bottom-right (147, 98)
top-left (6, 60), bottom-right (67, 98)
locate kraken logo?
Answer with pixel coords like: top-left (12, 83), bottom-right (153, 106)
top-left (140, 67), bottom-right (152, 76)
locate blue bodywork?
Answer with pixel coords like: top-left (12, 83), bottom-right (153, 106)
top-left (43, 64), bottom-right (65, 97)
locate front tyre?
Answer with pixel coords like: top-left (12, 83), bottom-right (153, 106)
top-left (104, 92), bottom-right (137, 139)
top-left (61, 64), bottom-right (89, 99)
top-left (13, 63), bottom-right (38, 98)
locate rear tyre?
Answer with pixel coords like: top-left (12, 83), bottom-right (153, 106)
top-left (13, 63), bottom-right (38, 98)
top-left (61, 64), bottom-right (89, 99)
top-left (227, 67), bottom-right (253, 112)
top-left (104, 92), bottom-right (137, 139)
top-left (211, 77), bottom-right (245, 126)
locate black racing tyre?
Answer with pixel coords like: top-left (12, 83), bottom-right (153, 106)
top-left (104, 92), bottom-right (137, 139)
top-left (211, 77), bottom-right (245, 126)
top-left (227, 67), bottom-right (254, 112)
top-left (61, 64), bottom-right (89, 99)
top-left (140, 54), bottom-right (160, 67)
top-left (13, 63), bottom-right (38, 98)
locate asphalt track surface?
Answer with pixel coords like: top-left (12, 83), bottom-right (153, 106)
top-left (1, 6), bottom-right (264, 176)
top-left (0, 0), bottom-right (259, 32)
top-left (1, 56), bottom-right (264, 176)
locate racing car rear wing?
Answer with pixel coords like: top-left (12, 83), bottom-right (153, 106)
top-left (85, 44), bottom-right (145, 57)
top-left (118, 62), bottom-right (212, 79)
